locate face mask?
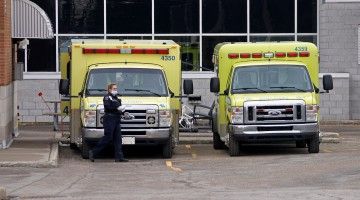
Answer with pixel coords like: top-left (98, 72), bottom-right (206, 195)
top-left (110, 90), bottom-right (118, 96)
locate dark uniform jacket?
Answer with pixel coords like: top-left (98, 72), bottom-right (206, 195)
top-left (103, 92), bottom-right (122, 116)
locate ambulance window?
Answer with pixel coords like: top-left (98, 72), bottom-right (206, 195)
top-left (231, 65), bottom-right (313, 93)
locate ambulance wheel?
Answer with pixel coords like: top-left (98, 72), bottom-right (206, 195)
top-left (308, 133), bottom-right (320, 153)
top-left (213, 132), bottom-right (225, 150)
top-left (296, 140), bottom-right (307, 148)
top-left (70, 143), bottom-right (77, 150)
top-left (162, 137), bottom-right (173, 159)
top-left (81, 141), bottom-right (90, 159)
top-left (228, 133), bottom-right (240, 156)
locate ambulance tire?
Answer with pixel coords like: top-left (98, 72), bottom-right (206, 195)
top-left (228, 133), bottom-right (240, 156)
top-left (213, 132), bottom-right (225, 150)
top-left (296, 140), bottom-right (307, 148)
top-left (81, 141), bottom-right (90, 159)
top-left (70, 143), bottom-right (77, 150)
top-left (308, 133), bottom-right (320, 153)
top-left (162, 137), bottom-right (173, 159)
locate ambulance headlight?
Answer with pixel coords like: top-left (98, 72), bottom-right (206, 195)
top-left (84, 110), bottom-right (96, 127)
top-left (229, 107), bottom-right (244, 124)
top-left (306, 105), bottom-right (319, 122)
top-left (159, 110), bottom-right (172, 127)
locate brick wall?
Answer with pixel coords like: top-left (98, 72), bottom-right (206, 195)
top-left (0, 0), bottom-right (12, 86)
top-left (0, 0), bottom-right (14, 149)
top-left (319, 2), bottom-right (360, 119)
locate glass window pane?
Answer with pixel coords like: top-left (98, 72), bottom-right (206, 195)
top-left (298, 0), bottom-right (317, 33)
top-left (203, 0), bottom-right (247, 33)
top-left (202, 36), bottom-right (247, 71)
top-left (107, 0), bottom-right (151, 34)
top-left (250, 35), bottom-right (295, 42)
top-left (58, 36), bottom-right (105, 52)
top-left (250, 0), bottom-right (295, 33)
top-left (155, 0), bottom-right (199, 33)
top-left (31, 0), bottom-right (56, 32)
top-left (106, 36), bottom-right (152, 40)
top-left (155, 36), bottom-right (200, 71)
top-left (297, 35), bottom-right (317, 45)
top-left (58, 0), bottom-right (104, 33)
top-left (27, 39), bottom-right (56, 72)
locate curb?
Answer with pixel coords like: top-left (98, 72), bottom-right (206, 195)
top-left (179, 138), bottom-right (212, 145)
top-left (0, 187), bottom-right (6, 200)
top-left (320, 132), bottom-right (341, 143)
top-left (0, 142), bottom-right (58, 168)
top-left (180, 132), bottom-right (341, 145)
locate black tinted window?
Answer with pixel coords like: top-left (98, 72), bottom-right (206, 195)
top-left (203, 0), bottom-right (246, 33)
top-left (250, 0), bottom-right (294, 33)
top-left (59, 0), bottom-right (104, 33)
top-left (155, 0), bottom-right (199, 33)
top-left (107, 0), bottom-right (151, 34)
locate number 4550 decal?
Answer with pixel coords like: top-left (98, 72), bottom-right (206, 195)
top-left (161, 56), bottom-right (176, 61)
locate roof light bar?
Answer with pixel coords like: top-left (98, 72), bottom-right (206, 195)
top-left (82, 48), bottom-right (169, 55)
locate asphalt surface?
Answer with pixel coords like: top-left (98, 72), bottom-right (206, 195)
top-left (0, 126), bottom-right (359, 200)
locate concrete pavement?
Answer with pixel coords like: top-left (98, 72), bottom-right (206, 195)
top-left (0, 125), bottom-right (358, 199)
top-left (0, 126), bottom-right (58, 168)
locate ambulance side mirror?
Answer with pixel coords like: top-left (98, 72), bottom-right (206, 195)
top-left (210, 77), bottom-right (220, 93)
top-left (323, 75), bottom-right (333, 92)
top-left (183, 79), bottom-right (193, 95)
top-left (59, 79), bottom-right (70, 95)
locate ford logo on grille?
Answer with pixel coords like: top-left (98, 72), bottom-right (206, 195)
top-left (122, 112), bottom-right (135, 120)
top-left (268, 110), bottom-right (281, 116)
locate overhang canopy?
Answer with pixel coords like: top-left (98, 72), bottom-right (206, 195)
top-left (12, 0), bottom-right (54, 39)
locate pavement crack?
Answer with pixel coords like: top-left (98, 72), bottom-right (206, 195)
top-left (9, 171), bottom-right (56, 194)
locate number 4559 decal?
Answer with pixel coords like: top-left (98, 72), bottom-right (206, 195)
top-left (295, 47), bottom-right (307, 51)
top-left (161, 56), bottom-right (176, 61)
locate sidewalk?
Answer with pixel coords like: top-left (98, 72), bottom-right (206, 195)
top-left (0, 125), bottom-right (59, 168)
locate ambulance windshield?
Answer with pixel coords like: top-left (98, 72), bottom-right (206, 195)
top-left (86, 68), bottom-right (168, 96)
top-left (231, 65), bottom-right (313, 93)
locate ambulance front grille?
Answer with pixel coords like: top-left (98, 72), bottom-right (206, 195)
top-left (244, 100), bottom-right (305, 124)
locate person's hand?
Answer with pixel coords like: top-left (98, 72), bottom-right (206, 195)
top-left (117, 105), bottom-right (126, 112)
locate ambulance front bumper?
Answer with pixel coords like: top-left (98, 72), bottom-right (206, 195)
top-left (82, 128), bottom-right (171, 144)
top-left (229, 123), bottom-right (319, 142)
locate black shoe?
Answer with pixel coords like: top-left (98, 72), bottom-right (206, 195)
top-left (115, 158), bottom-right (129, 162)
top-left (89, 150), bottom-right (94, 162)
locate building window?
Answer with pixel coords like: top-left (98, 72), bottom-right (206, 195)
top-left (250, 36), bottom-right (295, 42)
top-left (155, 0), bottom-right (199, 33)
top-left (58, 0), bottom-right (104, 33)
top-left (107, 0), bottom-right (152, 34)
top-left (202, 36), bottom-right (247, 71)
top-left (298, 0), bottom-right (317, 33)
top-left (24, 0), bottom-right (320, 76)
top-left (250, 0), bottom-right (295, 33)
top-left (155, 36), bottom-right (200, 71)
top-left (27, 39), bottom-right (56, 72)
top-left (203, 0), bottom-right (247, 33)
top-left (31, 0), bottom-right (56, 32)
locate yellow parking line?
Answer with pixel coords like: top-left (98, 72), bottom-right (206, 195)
top-left (166, 161), bottom-right (183, 173)
top-left (185, 145), bottom-right (197, 159)
top-left (322, 149), bottom-right (333, 153)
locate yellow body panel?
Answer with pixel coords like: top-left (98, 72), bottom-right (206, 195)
top-left (69, 40), bottom-right (181, 111)
top-left (60, 39), bottom-right (182, 145)
top-left (213, 42), bottom-right (320, 135)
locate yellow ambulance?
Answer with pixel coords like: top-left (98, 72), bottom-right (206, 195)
top-left (210, 42), bottom-right (333, 156)
top-left (59, 39), bottom-right (193, 159)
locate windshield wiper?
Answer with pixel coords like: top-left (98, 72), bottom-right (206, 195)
top-left (124, 89), bottom-right (161, 97)
top-left (232, 87), bottom-right (267, 93)
top-left (270, 86), bottom-right (306, 92)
